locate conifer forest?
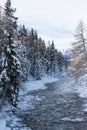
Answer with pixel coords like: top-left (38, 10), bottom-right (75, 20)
top-left (0, 0), bottom-right (68, 107)
top-left (1, 0), bottom-right (87, 130)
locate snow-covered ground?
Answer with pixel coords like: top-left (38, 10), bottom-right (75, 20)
top-left (0, 76), bottom-right (58, 130)
top-left (18, 76), bottom-right (58, 111)
top-left (74, 74), bottom-right (87, 112)
top-left (1, 73), bottom-right (87, 129)
top-left (20, 76), bottom-right (58, 95)
top-left (61, 117), bottom-right (84, 122)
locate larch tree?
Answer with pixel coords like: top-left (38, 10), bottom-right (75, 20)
top-left (72, 20), bottom-right (87, 58)
top-left (70, 21), bottom-right (87, 79)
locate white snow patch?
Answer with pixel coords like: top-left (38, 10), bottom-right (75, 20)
top-left (75, 74), bottom-right (87, 98)
top-left (6, 128), bottom-right (10, 130)
top-left (20, 76), bottom-right (58, 95)
top-left (0, 76), bottom-right (58, 130)
top-left (83, 104), bottom-right (87, 112)
top-left (18, 76), bottom-right (58, 111)
top-left (74, 74), bottom-right (87, 112)
top-left (18, 95), bottom-right (35, 110)
top-left (0, 119), bottom-right (6, 130)
top-left (61, 117), bottom-right (84, 122)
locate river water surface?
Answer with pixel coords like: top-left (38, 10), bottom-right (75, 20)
top-left (7, 77), bottom-right (87, 130)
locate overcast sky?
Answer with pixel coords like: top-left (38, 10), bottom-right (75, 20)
top-left (1, 0), bottom-right (87, 50)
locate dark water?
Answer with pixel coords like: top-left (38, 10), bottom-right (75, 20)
top-left (7, 77), bottom-right (87, 130)
top-left (15, 79), bottom-right (87, 130)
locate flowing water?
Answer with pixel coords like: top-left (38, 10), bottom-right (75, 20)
top-left (6, 77), bottom-right (87, 130)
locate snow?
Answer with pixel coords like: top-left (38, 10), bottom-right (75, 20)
top-left (74, 74), bottom-right (87, 112)
top-left (75, 74), bottom-right (87, 98)
top-left (0, 105), bottom-right (33, 130)
top-left (18, 76), bottom-right (58, 111)
top-left (61, 117), bottom-right (84, 122)
top-left (0, 69), bottom-right (10, 82)
top-left (20, 76), bottom-right (58, 95)
top-left (0, 119), bottom-right (6, 130)
top-left (83, 104), bottom-right (87, 112)
top-left (0, 76), bottom-right (58, 130)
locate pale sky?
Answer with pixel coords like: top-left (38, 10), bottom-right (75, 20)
top-left (1, 0), bottom-right (87, 50)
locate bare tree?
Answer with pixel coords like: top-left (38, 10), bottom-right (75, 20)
top-left (72, 20), bottom-right (87, 58)
top-left (70, 20), bottom-right (87, 82)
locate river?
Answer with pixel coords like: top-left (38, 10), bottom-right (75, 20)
top-left (6, 77), bottom-right (87, 130)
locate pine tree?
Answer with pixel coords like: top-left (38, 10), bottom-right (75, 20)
top-left (17, 25), bottom-right (30, 80)
top-left (38, 38), bottom-right (47, 76)
top-left (46, 43), bottom-right (51, 75)
top-left (0, 20), bottom-right (4, 73)
top-left (57, 51), bottom-right (64, 72)
top-left (0, 0), bottom-right (21, 107)
top-left (29, 30), bottom-right (41, 80)
top-left (49, 41), bottom-right (56, 75)
top-left (46, 41), bottom-right (59, 76)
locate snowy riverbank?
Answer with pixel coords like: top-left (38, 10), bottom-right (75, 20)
top-left (75, 74), bottom-right (87, 112)
top-left (0, 76), bottom-right (58, 130)
top-left (1, 74), bottom-right (87, 130)
top-left (20, 76), bottom-right (58, 95)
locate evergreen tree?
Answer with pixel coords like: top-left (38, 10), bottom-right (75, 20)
top-left (46, 43), bottom-right (51, 75)
top-left (46, 41), bottom-right (59, 76)
top-left (29, 30), bottom-right (41, 80)
top-left (17, 25), bottom-right (29, 80)
top-left (57, 51), bottom-right (64, 72)
top-left (49, 41), bottom-right (56, 75)
top-left (38, 38), bottom-right (47, 76)
top-left (0, 0), bottom-right (21, 107)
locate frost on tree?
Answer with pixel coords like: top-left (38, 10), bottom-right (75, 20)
top-left (0, 0), bottom-right (21, 107)
top-left (17, 25), bottom-right (30, 80)
top-left (72, 21), bottom-right (87, 58)
top-left (70, 21), bottom-right (87, 78)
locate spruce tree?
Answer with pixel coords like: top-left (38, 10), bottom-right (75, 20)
top-left (25, 29), bottom-right (41, 80)
top-left (49, 41), bottom-right (56, 75)
top-left (0, 0), bottom-right (21, 107)
top-left (17, 25), bottom-right (29, 80)
top-left (57, 51), bottom-right (64, 72)
top-left (38, 38), bottom-right (47, 76)
top-left (46, 41), bottom-right (59, 76)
